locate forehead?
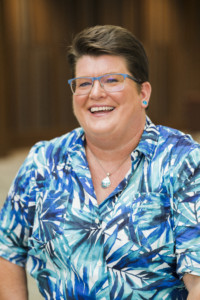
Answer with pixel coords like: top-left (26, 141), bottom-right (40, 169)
top-left (75, 55), bottom-right (129, 77)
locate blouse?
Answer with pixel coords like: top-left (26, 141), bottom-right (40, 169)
top-left (1, 117), bottom-right (200, 299)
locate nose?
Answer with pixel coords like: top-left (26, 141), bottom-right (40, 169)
top-left (89, 79), bottom-right (106, 99)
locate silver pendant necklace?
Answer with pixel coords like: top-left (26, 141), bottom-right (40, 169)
top-left (101, 173), bottom-right (111, 188)
top-left (87, 147), bottom-right (130, 189)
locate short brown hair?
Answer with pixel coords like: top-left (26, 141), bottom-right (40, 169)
top-left (67, 25), bottom-right (149, 84)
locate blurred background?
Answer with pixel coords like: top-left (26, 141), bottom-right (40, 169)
top-left (0, 0), bottom-right (200, 157)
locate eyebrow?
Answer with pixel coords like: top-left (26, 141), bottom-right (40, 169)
top-left (75, 72), bottom-right (125, 78)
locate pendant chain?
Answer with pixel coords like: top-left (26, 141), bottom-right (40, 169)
top-left (87, 147), bottom-right (131, 188)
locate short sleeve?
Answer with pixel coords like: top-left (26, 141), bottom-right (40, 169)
top-left (0, 142), bottom-right (45, 267)
top-left (172, 146), bottom-right (200, 278)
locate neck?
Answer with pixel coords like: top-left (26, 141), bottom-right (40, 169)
top-left (85, 120), bottom-right (145, 162)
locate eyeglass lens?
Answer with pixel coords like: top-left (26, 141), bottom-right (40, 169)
top-left (71, 74), bottom-right (125, 95)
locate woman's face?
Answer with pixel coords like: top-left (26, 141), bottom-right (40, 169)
top-left (72, 55), bottom-right (149, 143)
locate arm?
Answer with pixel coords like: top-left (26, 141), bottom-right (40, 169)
top-left (171, 146), bottom-right (200, 299)
top-left (0, 257), bottom-right (28, 300)
top-left (183, 273), bottom-right (200, 300)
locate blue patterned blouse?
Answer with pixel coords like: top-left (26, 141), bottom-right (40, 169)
top-left (1, 117), bottom-right (200, 299)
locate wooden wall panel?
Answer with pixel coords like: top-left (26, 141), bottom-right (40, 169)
top-left (0, 0), bottom-right (7, 155)
top-left (0, 0), bottom-right (200, 155)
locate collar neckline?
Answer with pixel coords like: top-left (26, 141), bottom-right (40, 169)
top-left (134, 116), bottom-right (159, 161)
top-left (69, 116), bottom-right (159, 161)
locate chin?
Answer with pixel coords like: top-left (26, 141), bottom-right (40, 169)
top-left (85, 126), bottom-right (114, 138)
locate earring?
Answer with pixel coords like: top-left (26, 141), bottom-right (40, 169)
top-left (142, 100), bottom-right (148, 105)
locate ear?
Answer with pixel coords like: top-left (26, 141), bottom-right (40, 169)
top-left (140, 82), bottom-right (152, 108)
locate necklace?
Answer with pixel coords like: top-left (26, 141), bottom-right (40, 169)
top-left (87, 147), bottom-right (131, 189)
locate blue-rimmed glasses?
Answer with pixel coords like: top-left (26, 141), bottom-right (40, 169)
top-left (68, 73), bottom-right (141, 95)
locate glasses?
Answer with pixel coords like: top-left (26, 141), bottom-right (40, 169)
top-left (68, 73), bottom-right (141, 95)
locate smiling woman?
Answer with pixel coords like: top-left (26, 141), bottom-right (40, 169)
top-left (71, 54), bottom-right (150, 149)
top-left (0, 25), bottom-right (200, 300)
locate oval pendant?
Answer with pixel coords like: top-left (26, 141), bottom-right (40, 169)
top-left (101, 175), bottom-right (111, 188)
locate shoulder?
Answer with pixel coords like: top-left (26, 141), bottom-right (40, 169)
top-left (156, 124), bottom-right (200, 158)
top-left (139, 118), bottom-right (200, 164)
top-left (155, 125), bottom-right (200, 185)
top-left (29, 127), bottom-right (84, 162)
top-left (34, 127), bottom-right (84, 151)
top-left (157, 125), bottom-right (196, 145)
top-left (16, 128), bottom-right (85, 179)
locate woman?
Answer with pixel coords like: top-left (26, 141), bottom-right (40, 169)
top-left (0, 25), bottom-right (200, 300)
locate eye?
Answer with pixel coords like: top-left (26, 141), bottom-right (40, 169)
top-left (74, 78), bottom-right (93, 90)
top-left (105, 77), bottom-right (119, 84)
top-left (79, 81), bottom-right (92, 88)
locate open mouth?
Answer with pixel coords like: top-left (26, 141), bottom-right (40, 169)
top-left (90, 106), bottom-right (115, 113)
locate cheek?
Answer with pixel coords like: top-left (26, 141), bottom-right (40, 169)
top-left (73, 96), bottom-right (81, 111)
top-left (73, 95), bottom-right (87, 108)
top-left (72, 97), bottom-right (79, 119)
top-left (72, 99), bottom-right (80, 119)
top-left (126, 89), bottom-right (141, 105)
top-left (72, 96), bottom-right (87, 120)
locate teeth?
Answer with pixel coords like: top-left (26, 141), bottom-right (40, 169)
top-left (90, 106), bottom-right (114, 113)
